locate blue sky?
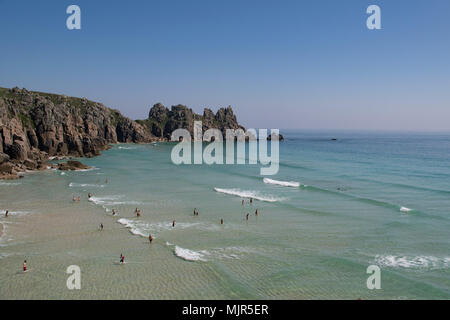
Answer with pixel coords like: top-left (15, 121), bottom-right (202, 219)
top-left (1, 0), bottom-right (449, 131)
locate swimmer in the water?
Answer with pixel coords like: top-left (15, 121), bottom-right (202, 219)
top-left (112, 209), bottom-right (116, 216)
top-left (242, 199), bottom-right (244, 206)
top-left (246, 213), bottom-right (249, 221)
top-left (149, 234), bottom-right (153, 243)
top-left (220, 218), bottom-right (224, 225)
top-left (119, 254), bottom-right (124, 264)
top-left (172, 220), bottom-right (176, 227)
top-left (5, 210), bottom-right (8, 217)
top-left (23, 260), bottom-right (27, 272)
top-left (255, 209), bottom-right (258, 216)
top-left (137, 210), bottom-right (141, 217)
top-left (73, 196), bottom-right (76, 202)
top-left (250, 198), bottom-right (253, 204)
top-left (135, 208), bottom-right (138, 213)
top-left (88, 193), bottom-right (92, 199)
top-left (105, 178), bottom-right (108, 184)
top-left (77, 196), bottom-right (81, 202)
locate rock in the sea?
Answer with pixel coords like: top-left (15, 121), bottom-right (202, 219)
top-left (144, 103), bottom-right (245, 139)
top-left (267, 133), bottom-right (284, 141)
top-left (58, 160), bottom-right (91, 171)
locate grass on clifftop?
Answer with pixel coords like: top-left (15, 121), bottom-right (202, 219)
top-left (0, 87), bottom-right (101, 116)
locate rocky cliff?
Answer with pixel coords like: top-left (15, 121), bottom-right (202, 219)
top-left (0, 87), bottom-right (156, 179)
top-left (137, 103), bottom-right (245, 139)
top-left (0, 87), bottom-right (248, 179)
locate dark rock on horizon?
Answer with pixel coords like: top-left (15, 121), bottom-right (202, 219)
top-left (267, 133), bottom-right (284, 141)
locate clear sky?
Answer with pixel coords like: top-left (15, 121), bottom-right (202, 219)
top-left (1, 0), bottom-right (449, 131)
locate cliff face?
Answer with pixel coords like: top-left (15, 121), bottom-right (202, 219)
top-left (0, 87), bottom-right (156, 179)
top-left (138, 103), bottom-right (245, 139)
top-left (0, 87), bottom-right (247, 179)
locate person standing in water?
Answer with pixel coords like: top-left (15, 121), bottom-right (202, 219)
top-left (137, 210), bottom-right (141, 217)
top-left (23, 260), bottom-right (27, 272)
top-left (246, 213), bottom-right (249, 221)
top-left (242, 199), bottom-right (244, 206)
top-left (5, 210), bottom-right (8, 217)
top-left (77, 196), bottom-right (81, 202)
top-left (112, 209), bottom-right (116, 216)
top-left (220, 218), bottom-right (224, 225)
top-left (120, 254), bottom-right (124, 264)
top-left (88, 193), bottom-right (92, 199)
top-left (100, 223), bottom-right (104, 231)
top-left (172, 220), bottom-right (176, 228)
top-left (73, 196), bottom-right (77, 202)
top-left (255, 209), bottom-right (258, 216)
top-left (250, 198), bottom-right (253, 204)
top-left (149, 234), bottom-right (153, 243)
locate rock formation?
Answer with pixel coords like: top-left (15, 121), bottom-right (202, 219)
top-left (0, 87), bottom-right (157, 179)
top-left (138, 103), bottom-right (245, 139)
top-left (0, 86), bottom-right (264, 180)
top-left (58, 160), bottom-right (91, 171)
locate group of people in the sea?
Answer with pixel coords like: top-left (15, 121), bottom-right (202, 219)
top-left (15, 191), bottom-right (260, 270)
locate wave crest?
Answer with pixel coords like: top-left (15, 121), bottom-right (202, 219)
top-left (214, 187), bottom-right (285, 202)
top-left (174, 246), bottom-right (207, 262)
top-left (263, 178), bottom-right (300, 188)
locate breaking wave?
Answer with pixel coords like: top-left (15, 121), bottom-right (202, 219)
top-left (174, 246), bottom-right (207, 262)
top-left (263, 178), bottom-right (300, 188)
top-left (375, 255), bottom-right (450, 269)
top-left (69, 182), bottom-right (105, 188)
top-left (214, 188), bottom-right (285, 202)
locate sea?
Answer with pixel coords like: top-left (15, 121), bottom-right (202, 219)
top-left (0, 130), bottom-right (449, 299)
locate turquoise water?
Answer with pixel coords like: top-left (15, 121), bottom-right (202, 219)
top-left (0, 130), bottom-right (449, 299)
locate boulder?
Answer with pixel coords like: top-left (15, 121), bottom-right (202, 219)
top-left (0, 162), bottom-right (14, 174)
top-left (58, 160), bottom-right (91, 171)
top-left (0, 153), bottom-right (10, 164)
top-left (267, 133), bottom-right (284, 141)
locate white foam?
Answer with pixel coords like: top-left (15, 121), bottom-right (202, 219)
top-left (214, 187), bottom-right (285, 202)
top-left (88, 195), bottom-right (142, 206)
top-left (375, 255), bottom-right (450, 269)
top-left (69, 182), bottom-right (105, 188)
top-left (263, 178), bottom-right (300, 188)
top-left (174, 246), bottom-right (206, 262)
top-left (400, 206), bottom-right (412, 213)
top-left (117, 218), bottom-right (148, 238)
top-left (0, 210), bottom-right (33, 217)
top-left (117, 218), bottom-right (214, 238)
top-left (118, 146), bottom-right (137, 150)
top-left (75, 167), bottom-right (99, 172)
top-left (0, 181), bottom-right (22, 186)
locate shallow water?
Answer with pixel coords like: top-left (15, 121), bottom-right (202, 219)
top-left (0, 131), bottom-right (449, 299)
